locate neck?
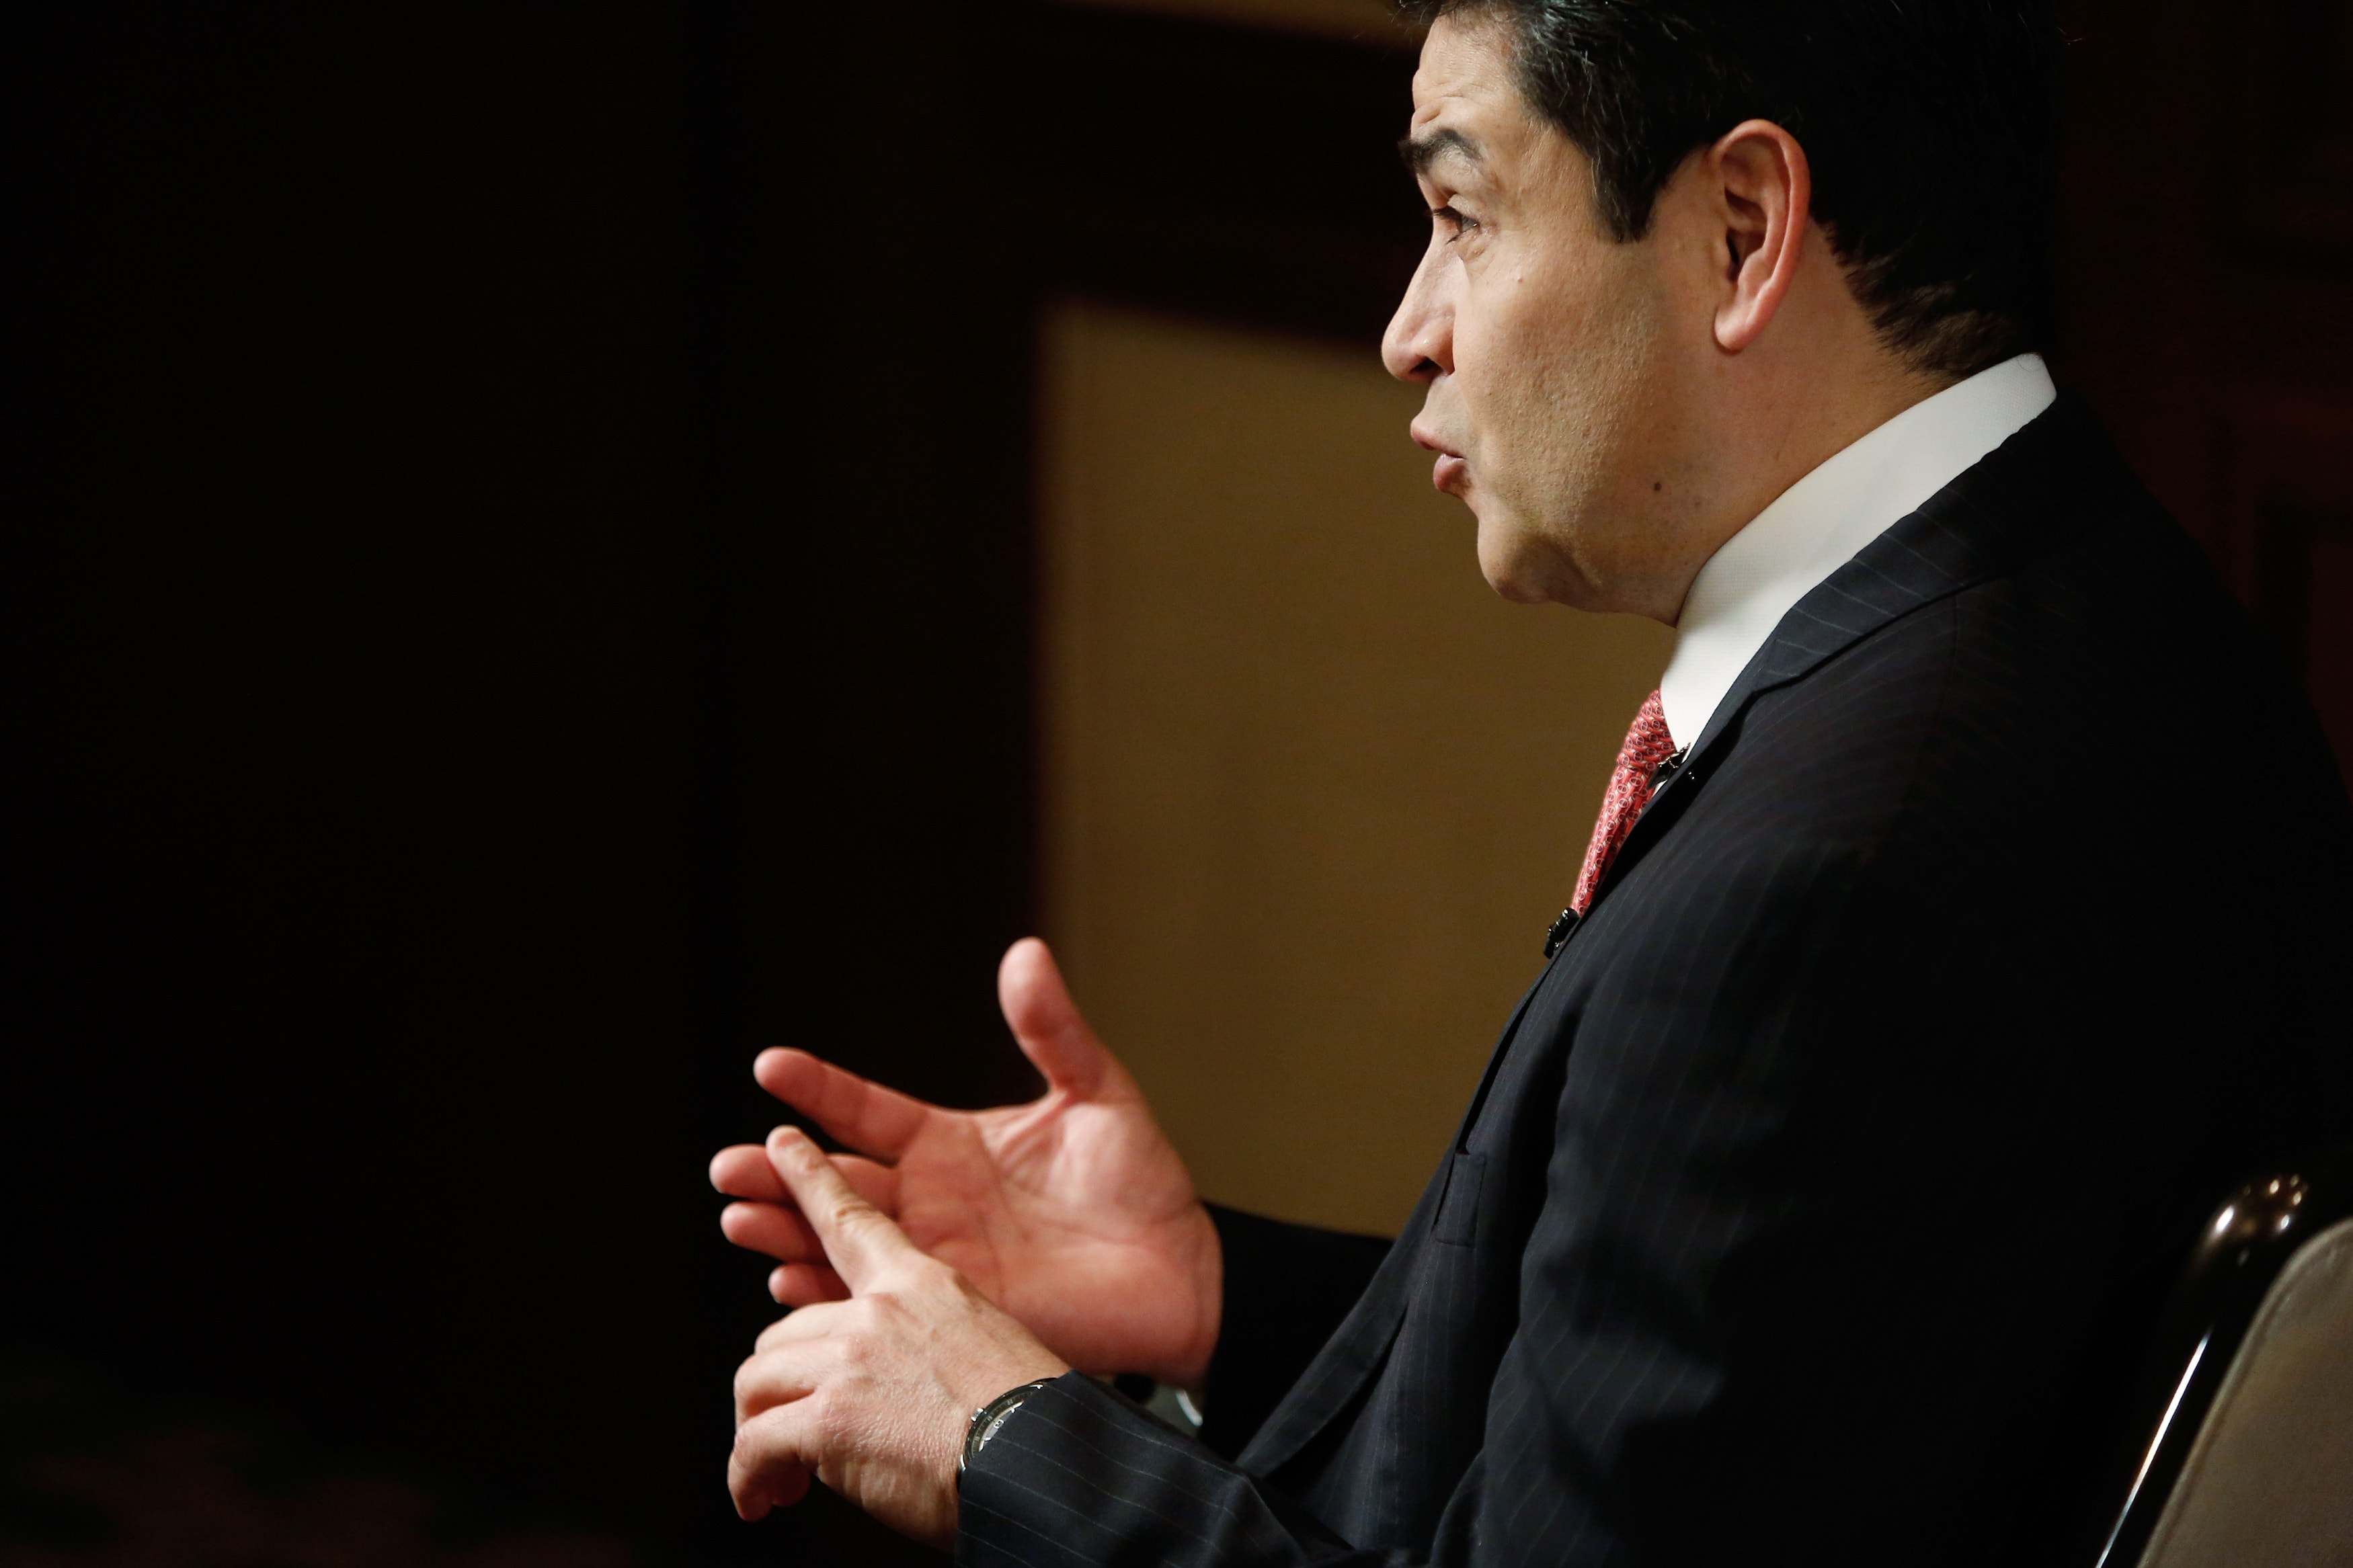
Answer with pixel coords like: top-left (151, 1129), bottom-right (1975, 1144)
top-left (1652, 345), bottom-right (1951, 624)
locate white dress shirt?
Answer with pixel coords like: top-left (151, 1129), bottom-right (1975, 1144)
top-left (1657, 353), bottom-right (2059, 749)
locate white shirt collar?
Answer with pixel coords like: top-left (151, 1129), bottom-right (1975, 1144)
top-left (1657, 353), bottom-right (2058, 749)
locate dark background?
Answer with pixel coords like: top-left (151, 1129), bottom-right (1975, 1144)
top-left (5, 2), bottom-right (2350, 1563)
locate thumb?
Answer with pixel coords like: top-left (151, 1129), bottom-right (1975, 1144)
top-left (764, 1126), bottom-right (912, 1294)
top-left (998, 938), bottom-right (1122, 1100)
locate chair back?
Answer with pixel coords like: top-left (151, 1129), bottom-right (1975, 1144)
top-left (2094, 1151), bottom-right (2353, 1568)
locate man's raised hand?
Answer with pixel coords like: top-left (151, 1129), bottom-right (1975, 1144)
top-left (728, 1126), bottom-right (1068, 1545)
top-left (710, 938), bottom-right (1223, 1391)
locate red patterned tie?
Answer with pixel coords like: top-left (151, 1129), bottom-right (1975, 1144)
top-left (1570, 688), bottom-right (1677, 916)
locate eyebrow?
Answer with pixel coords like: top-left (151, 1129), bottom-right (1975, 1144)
top-left (1400, 126), bottom-right (1484, 178)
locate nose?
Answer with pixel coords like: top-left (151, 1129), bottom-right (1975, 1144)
top-left (1382, 239), bottom-right (1452, 384)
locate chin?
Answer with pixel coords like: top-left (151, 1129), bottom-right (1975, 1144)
top-left (1473, 518), bottom-right (1557, 605)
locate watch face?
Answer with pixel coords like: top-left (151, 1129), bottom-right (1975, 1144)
top-left (963, 1380), bottom-right (1052, 1472)
top-left (978, 1401), bottom-right (1024, 1451)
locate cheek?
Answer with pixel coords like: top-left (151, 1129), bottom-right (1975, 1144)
top-left (1446, 305), bottom-right (1544, 483)
top-left (1459, 253), bottom-right (1676, 554)
top-left (1447, 284), bottom-right (1581, 500)
top-left (1513, 265), bottom-right (1667, 453)
top-left (1455, 259), bottom-right (1601, 426)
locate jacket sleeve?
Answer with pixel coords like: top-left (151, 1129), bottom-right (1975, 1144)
top-left (954, 1207), bottom-right (1396, 1568)
top-left (955, 1372), bottom-right (1406, 1568)
top-left (1198, 1204), bottom-right (1391, 1458)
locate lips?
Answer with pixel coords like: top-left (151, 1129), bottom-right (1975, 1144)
top-left (1410, 421), bottom-right (1468, 495)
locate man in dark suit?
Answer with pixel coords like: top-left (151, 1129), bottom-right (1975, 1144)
top-left (711, 2), bottom-right (2353, 1561)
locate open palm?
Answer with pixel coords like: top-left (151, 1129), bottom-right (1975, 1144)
top-left (711, 938), bottom-right (1222, 1390)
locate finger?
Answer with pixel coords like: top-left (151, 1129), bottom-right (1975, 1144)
top-left (711, 1143), bottom-right (789, 1201)
top-left (720, 1202), bottom-right (823, 1263)
top-left (755, 1299), bottom-right (852, 1352)
top-left (717, 1158), bottom-right (907, 1262)
top-left (734, 1340), bottom-right (832, 1423)
top-left (715, 1147), bottom-right (900, 1214)
top-left (770, 1262), bottom-right (850, 1306)
top-left (730, 1405), bottom-right (816, 1522)
top-left (766, 1126), bottom-right (918, 1292)
top-left (836, 1153), bottom-right (902, 1214)
top-left (998, 937), bottom-right (1125, 1100)
top-left (754, 1048), bottom-right (931, 1161)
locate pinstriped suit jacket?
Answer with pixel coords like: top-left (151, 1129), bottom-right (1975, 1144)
top-left (956, 397), bottom-right (2353, 1566)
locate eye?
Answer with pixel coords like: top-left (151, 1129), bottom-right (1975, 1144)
top-left (1433, 204), bottom-right (1481, 243)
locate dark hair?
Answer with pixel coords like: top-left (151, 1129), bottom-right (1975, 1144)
top-left (1394, 0), bottom-right (2062, 378)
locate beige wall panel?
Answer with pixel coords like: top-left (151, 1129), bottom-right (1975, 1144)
top-left (1037, 301), bottom-right (1671, 1236)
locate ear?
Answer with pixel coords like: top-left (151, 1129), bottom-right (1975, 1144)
top-left (1706, 119), bottom-right (1810, 354)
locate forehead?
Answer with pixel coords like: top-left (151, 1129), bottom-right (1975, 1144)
top-left (1408, 15), bottom-right (1531, 154)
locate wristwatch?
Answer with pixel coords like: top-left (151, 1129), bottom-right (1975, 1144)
top-left (960, 1378), bottom-right (1058, 1473)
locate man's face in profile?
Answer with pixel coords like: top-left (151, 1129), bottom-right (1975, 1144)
top-left (1384, 15), bottom-right (1693, 615)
